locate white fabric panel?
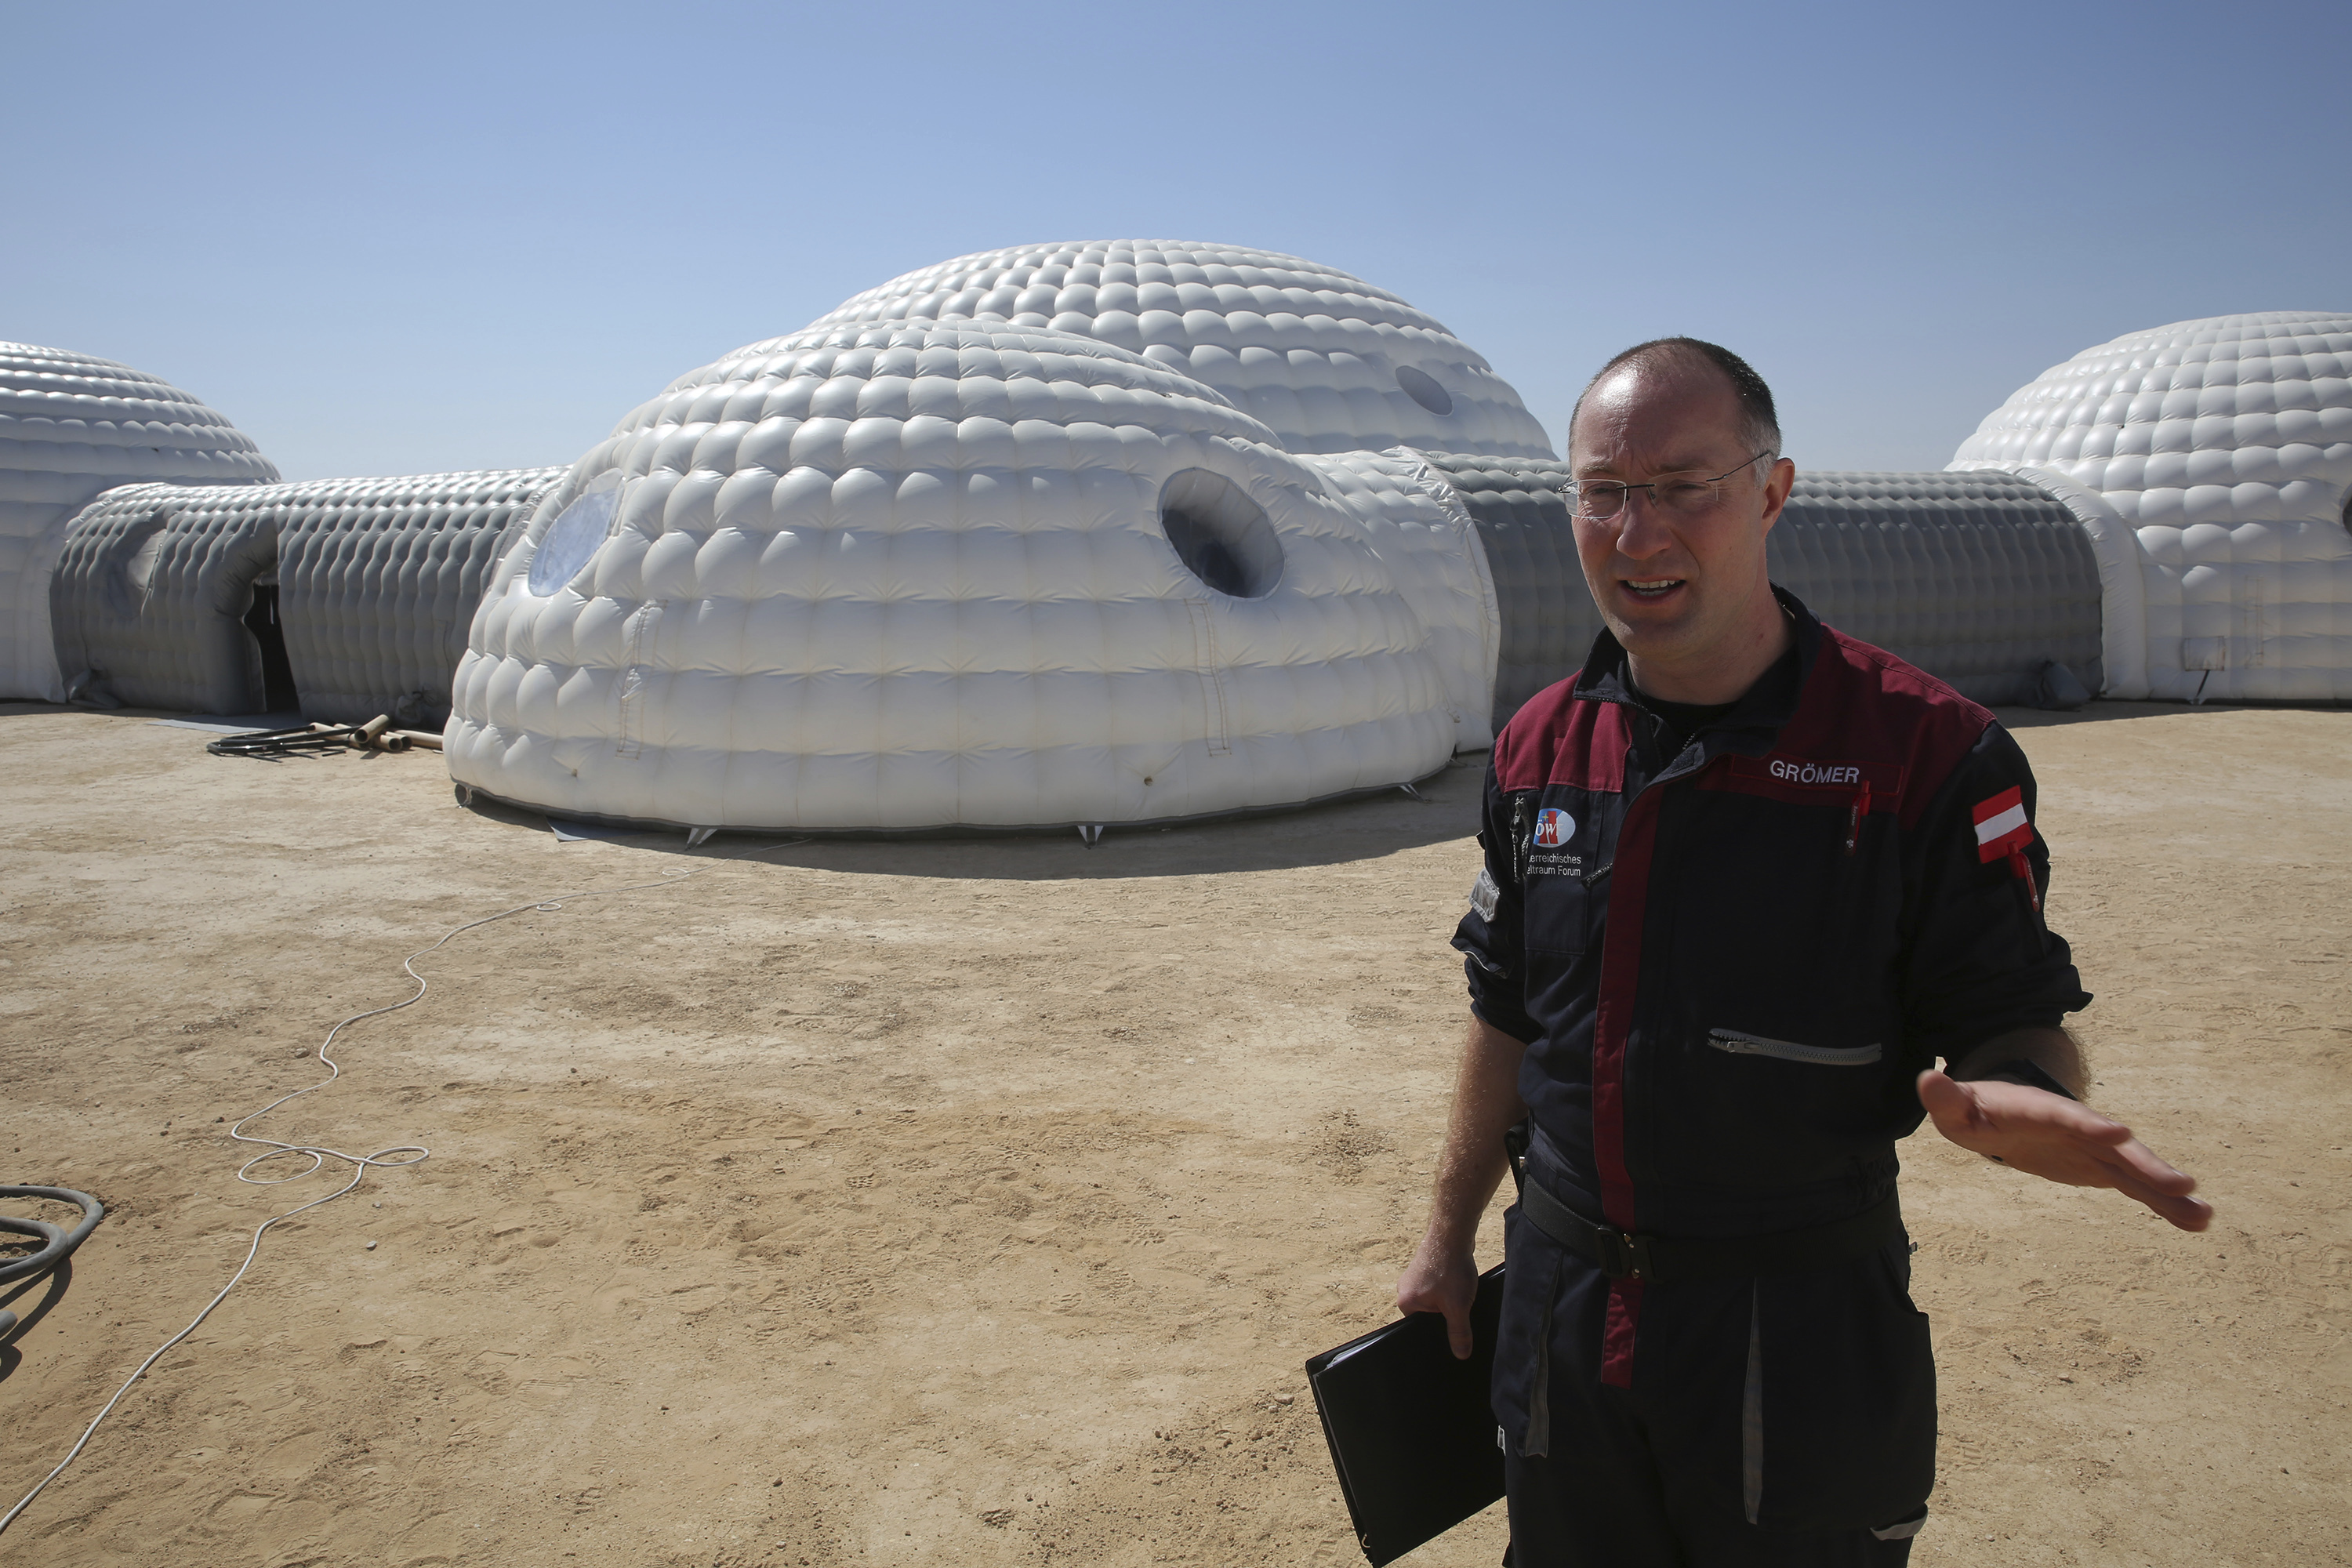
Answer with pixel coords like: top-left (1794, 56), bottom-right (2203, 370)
top-left (449, 324), bottom-right (1457, 830)
top-left (0, 342), bottom-right (277, 701)
top-left (1411, 453), bottom-right (1593, 731)
top-left (1967, 463), bottom-right (2147, 698)
top-left (1952, 313), bottom-right (2352, 700)
top-left (1305, 448), bottom-right (1500, 750)
top-left (804, 241), bottom-right (1557, 462)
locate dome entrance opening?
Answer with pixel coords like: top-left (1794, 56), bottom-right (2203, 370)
top-left (241, 580), bottom-right (299, 714)
top-left (1395, 365), bottom-right (1453, 416)
top-left (1159, 470), bottom-right (1283, 599)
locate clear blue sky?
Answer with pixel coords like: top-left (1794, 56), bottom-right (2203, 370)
top-left (6, 0), bottom-right (2346, 481)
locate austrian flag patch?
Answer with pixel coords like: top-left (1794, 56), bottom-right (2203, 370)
top-left (1973, 786), bottom-right (2033, 863)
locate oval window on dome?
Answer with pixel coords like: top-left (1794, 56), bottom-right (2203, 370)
top-left (1395, 365), bottom-right (1453, 416)
top-left (1159, 469), bottom-right (1283, 599)
top-left (527, 473), bottom-right (624, 596)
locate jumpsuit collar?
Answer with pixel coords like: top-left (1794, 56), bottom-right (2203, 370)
top-left (1569, 586), bottom-right (1824, 767)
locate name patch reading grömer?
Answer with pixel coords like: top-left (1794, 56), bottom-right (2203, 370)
top-left (1769, 760), bottom-right (1862, 786)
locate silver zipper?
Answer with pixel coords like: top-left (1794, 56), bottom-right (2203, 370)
top-left (1708, 1029), bottom-right (1882, 1066)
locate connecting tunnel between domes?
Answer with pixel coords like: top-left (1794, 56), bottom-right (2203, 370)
top-left (50, 495), bottom-right (284, 714)
top-left (1406, 457), bottom-right (2105, 728)
top-left (49, 470), bottom-right (565, 720)
top-left (1, 340), bottom-right (279, 702)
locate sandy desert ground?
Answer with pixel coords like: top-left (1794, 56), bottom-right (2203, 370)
top-left (0, 699), bottom-right (2344, 1567)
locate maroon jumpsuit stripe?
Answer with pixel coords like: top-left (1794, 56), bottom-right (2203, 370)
top-left (1503, 696), bottom-right (1626, 796)
top-left (1591, 786), bottom-right (1659, 1388)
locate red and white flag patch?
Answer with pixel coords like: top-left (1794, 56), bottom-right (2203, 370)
top-left (1972, 786), bottom-right (2032, 863)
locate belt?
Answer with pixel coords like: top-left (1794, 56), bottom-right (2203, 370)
top-left (1514, 1161), bottom-right (1904, 1285)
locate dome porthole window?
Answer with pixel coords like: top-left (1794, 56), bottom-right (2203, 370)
top-left (527, 471), bottom-right (624, 596)
top-left (1158, 468), bottom-right (1283, 598)
top-left (1394, 364), bottom-right (1453, 416)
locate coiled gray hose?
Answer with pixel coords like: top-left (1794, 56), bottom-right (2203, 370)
top-left (0, 1186), bottom-right (104, 1334)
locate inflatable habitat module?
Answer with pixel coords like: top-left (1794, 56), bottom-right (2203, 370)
top-left (24, 252), bottom-right (2339, 838)
top-left (0, 343), bottom-right (276, 702)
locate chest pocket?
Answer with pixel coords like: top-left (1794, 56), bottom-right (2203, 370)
top-left (1523, 867), bottom-right (1599, 956)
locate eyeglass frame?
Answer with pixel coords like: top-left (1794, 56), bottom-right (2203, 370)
top-left (1559, 450), bottom-right (1780, 521)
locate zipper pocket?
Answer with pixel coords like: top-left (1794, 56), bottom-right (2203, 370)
top-left (1708, 1029), bottom-right (1882, 1066)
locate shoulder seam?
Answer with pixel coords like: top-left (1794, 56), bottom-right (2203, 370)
top-left (1820, 627), bottom-right (1996, 733)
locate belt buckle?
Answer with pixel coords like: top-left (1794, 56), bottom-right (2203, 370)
top-left (1598, 1229), bottom-right (1653, 1281)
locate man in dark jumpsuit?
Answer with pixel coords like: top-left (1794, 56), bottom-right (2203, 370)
top-left (1395, 339), bottom-right (2212, 1566)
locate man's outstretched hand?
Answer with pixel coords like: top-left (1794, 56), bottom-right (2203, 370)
top-left (1917, 1069), bottom-right (2212, 1231)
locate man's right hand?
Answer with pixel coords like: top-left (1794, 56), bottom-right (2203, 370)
top-left (1396, 1015), bottom-right (1530, 1361)
top-left (1396, 1233), bottom-right (1482, 1360)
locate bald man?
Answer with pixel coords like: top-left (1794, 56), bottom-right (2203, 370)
top-left (1396, 339), bottom-right (2208, 1566)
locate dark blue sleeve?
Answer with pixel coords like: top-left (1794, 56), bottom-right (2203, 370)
top-left (1899, 723), bottom-right (2092, 1066)
top-left (1452, 761), bottom-right (1538, 1043)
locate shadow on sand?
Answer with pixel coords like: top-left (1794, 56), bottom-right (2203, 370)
top-left (0, 1259), bottom-right (76, 1387)
top-left (464, 757), bottom-right (1493, 883)
top-left (1990, 699), bottom-right (2347, 730)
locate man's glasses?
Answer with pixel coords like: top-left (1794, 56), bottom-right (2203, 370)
top-left (1561, 452), bottom-right (1777, 521)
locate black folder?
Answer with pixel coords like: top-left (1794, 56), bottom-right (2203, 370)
top-left (1305, 1265), bottom-right (1507, 1566)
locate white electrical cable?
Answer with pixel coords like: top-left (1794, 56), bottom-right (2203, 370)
top-left (0, 837), bottom-right (805, 1540)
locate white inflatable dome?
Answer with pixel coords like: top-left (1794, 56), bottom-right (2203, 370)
top-left (805, 241), bottom-right (1556, 461)
top-left (448, 322), bottom-right (1460, 831)
top-left (1306, 448), bottom-right (1500, 748)
top-left (1, 343), bottom-right (278, 701)
top-left (1952, 311), bottom-right (2352, 700)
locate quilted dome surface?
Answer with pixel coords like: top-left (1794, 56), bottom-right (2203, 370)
top-left (448, 322), bottom-right (1457, 831)
top-left (1951, 312), bottom-right (2352, 524)
top-left (1951, 312), bottom-right (2352, 699)
top-left (1, 342), bottom-right (276, 700)
top-left (804, 241), bottom-right (1556, 461)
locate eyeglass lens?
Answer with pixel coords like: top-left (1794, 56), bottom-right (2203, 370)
top-left (1570, 477), bottom-right (1724, 520)
top-left (1567, 453), bottom-right (1770, 521)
